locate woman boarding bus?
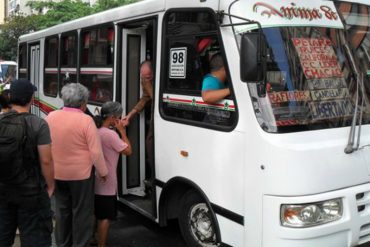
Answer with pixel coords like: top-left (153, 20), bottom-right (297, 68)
top-left (17, 0), bottom-right (370, 246)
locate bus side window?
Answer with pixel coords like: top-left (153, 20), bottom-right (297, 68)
top-left (44, 36), bottom-right (59, 97)
top-left (161, 10), bottom-right (237, 129)
top-left (79, 26), bottom-right (114, 104)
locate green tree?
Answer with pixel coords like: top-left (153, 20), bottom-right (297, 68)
top-left (93, 0), bottom-right (138, 12)
top-left (27, 0), bottom-right (93, 30)
top-left (0, 14), bottom-right (37, 60)
top-left (0, 0), bottom-right (139, 60)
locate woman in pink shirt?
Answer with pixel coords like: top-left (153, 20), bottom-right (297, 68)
top-left (93, 101), bottom-right (132, 247)
top-left (46, 83), bottom-right (108, 247)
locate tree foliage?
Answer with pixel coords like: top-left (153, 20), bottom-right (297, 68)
top-left (93, 0), bottom-right (138, 12)
top-left (0, 14), bottom-right (37, 60)
top-left (27, 0), bottom-right (93, 30)
top-left (0, 0), bottom-right (139, 60)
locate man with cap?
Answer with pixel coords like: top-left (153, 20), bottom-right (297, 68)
top-left (0, 79), bottom-right (54, 247)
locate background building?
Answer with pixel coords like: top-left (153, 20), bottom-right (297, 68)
top-left (0, 0), bottom-right (6, 24)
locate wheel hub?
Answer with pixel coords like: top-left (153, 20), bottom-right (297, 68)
top-left (189, 203), bottom-right (216, 246)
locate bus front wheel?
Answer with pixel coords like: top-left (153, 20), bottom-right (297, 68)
top-left (178, 190), bottom-right (218, 247)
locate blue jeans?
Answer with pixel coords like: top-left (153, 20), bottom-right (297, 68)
top-left (0, 189), bottom-right (52, 247)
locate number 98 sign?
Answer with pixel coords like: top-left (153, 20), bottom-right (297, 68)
top-left (169, 47), bottom-right (187, 79)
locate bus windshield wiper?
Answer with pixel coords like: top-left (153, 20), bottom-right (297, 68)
top-left (344, 43), bottom-right (365, 154)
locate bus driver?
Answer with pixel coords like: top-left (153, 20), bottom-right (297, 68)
top-left (201, 53), bottom-right (230, 104)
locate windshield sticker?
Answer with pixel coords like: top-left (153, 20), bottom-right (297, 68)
top-left (310, 88), bottom-right (349, 101)
top-left (306, 78), bottom-right (346, 90)
top-left (293, 38), bottom-right (343, 79)
top-left (169, 47), bottom-right (187, 79)
top-left (231, 0), bottom-right (343, 32)
top-left (268, 91), bottom-right (311, 104)
top-left (309, 99), bottom-right (354, 120)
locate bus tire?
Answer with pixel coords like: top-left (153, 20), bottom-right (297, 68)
top-left (178, 190), bottom-right (218, 247)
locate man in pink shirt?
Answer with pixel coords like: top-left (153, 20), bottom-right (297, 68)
top-left (46, 83), bottom-right (108, 247)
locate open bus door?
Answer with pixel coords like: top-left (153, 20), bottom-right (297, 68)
top-left (30, 44), bottom-right (40, 116)
top-left (121, 28), bottom-right (147, 198)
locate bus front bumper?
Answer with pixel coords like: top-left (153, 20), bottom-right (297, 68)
top-left (263, 182), bottom-right (370, 247)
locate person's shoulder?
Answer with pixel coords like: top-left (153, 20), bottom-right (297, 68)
top-left (25, 113), bottom-right (47, 125)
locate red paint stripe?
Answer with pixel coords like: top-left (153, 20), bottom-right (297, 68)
top-left (33, 99), bottom-right (55, 114)
top-left (163, 97), bottom-right (235, 108)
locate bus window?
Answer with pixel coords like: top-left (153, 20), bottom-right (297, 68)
top-left (44, 36), bottom-right (58, 97)
top-left (161, 10), bottom-right (236, 128)
top-left (60, 32), bottom-right (77, 89)
top-left (80, 26), bottom-right (114, 104)
top-left (18, 43), bottom-right (27, 79)
top-left (335, 2), bottom-right (370, 99)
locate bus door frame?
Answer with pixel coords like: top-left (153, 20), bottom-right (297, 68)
top-left (121, 28), bottom-right (147, 197)
top-left (29, 43), bottom-right (41, 116)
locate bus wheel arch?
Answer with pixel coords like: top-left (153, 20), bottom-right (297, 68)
top-left (158, 177), bottom-right (221, 246)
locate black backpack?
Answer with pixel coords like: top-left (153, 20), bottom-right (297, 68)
top-left (0, 112), bottom-right (38, 185)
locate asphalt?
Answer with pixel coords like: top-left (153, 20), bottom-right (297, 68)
top-left (13, 201), bottom-right (186, 247)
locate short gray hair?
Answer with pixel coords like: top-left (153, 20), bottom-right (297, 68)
top-left (101, 101), bottom-right (123, 118)
top-left (61, 83), bottom-right (89, 108)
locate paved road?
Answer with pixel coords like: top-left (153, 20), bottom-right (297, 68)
top-left (106, 203), bottom-right (187, 247)
top-left (13, 202), bottom-right (187, 247)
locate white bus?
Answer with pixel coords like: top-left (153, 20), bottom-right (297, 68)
top-left (18, 0), bottom-right (370, 246)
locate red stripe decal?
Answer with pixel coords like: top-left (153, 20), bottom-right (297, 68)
top-left (33, 99), bottom-right (55, 114)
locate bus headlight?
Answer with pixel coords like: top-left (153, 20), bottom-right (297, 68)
top-left (281, 198), bottom-right (342, 228)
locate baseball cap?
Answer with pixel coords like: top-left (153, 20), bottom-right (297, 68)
top-left (10, 79), bottom-right (37, 103)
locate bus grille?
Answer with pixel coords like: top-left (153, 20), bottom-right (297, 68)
top-left (357, 192), bottom-right (370, 244)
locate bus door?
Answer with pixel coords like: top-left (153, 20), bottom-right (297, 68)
top-left (121, 28), bottom-right (147, 197)
top-left (29, 44), bottom-right (40, 116)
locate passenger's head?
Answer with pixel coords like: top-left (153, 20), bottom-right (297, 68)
top-left (101, 101), bottom-right (123, 119)
top-left (209, 53), bottom-right (226, 82)
top-left (9, 79), bottom-right (37, 106)
top-left (61, 83), bottom-right (89, 109)
top-left (209, 53), bottom-right (224, 72)
top-left (94, 101), bottom-right (123, 128)
top-left (0, 89), bottom-right (10, 111)
top-left (140, 61), bottom-right (153, 82)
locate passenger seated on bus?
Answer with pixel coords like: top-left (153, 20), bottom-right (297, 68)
top-left (96, 81), bottom-right (112, 102)
top-left (47, 82), bottom-right (58, 95)
top-left (201, 53), bottom-right (230, 104)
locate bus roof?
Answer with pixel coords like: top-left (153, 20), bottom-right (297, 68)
top-left (18, 0), bottom-right (226, 43)
top-left (0, 61), bottom-right (17, 66)
top-left (19, 0), bottom-right (166, 42)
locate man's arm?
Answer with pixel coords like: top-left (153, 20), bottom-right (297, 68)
top-left (124, 79), bottom-right (153, 123)
top-left (202, 88), bottom-right (231, 104)
top-left (38, 144), bottom-right (55, 197)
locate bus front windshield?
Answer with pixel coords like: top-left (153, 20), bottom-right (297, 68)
top-left (241, 26), bottom-right (370, 133)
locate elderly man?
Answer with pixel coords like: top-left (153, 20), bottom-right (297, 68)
top-left (124, 61), bottom-right (153, 122)
top-left (123, 61), bottom-right (154, 187)
top-left (46, 83), bottom-right (108, 247)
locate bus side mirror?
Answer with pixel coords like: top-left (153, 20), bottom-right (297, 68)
top-left (240, 32), bottom-right (266, 82)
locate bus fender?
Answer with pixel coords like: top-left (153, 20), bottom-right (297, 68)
top-left (157, 176), bottom-right (221, 243)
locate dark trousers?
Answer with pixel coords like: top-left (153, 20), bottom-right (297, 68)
top-left (54, 174), bottom-right (94, 247)
top-left (0, 189), bottom-right (52, 247)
